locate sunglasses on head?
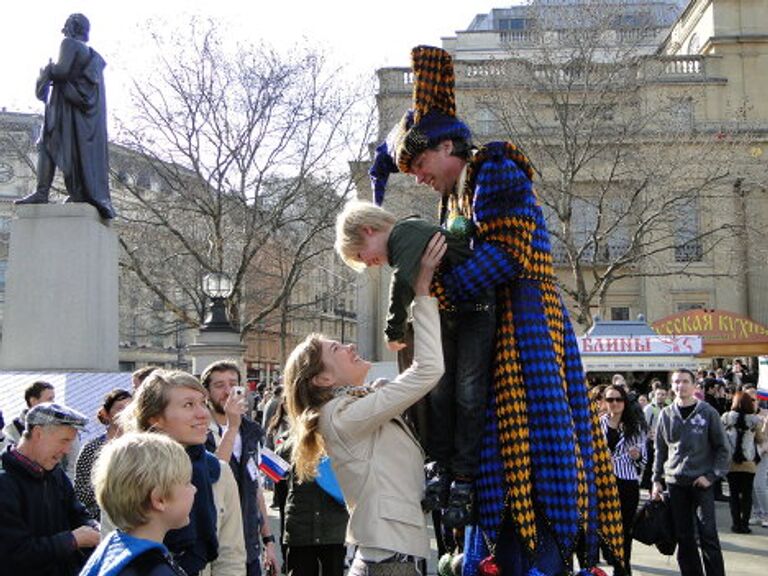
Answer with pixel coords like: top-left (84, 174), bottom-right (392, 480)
top-left (605, 397), bottom-right (624, 403)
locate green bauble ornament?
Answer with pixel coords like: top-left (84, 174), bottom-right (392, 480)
top-left (438, 553), bottom-right (454, 576)
top-left (447, 213), bottom-right (475, 240)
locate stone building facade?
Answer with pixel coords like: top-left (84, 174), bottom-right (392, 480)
top-left (353, 0), bottom-right (768, 363)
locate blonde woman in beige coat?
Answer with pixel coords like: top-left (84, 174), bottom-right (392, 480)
top-left (284, 233), bottom-right (446, 576)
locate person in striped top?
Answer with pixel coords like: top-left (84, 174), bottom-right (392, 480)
top-left (601, 384), bottom-right (648, 576)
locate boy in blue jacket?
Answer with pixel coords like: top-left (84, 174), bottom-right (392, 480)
top-left (79, 433), bottom-right (195, 576)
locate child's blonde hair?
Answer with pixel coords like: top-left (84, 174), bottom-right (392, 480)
top-left (334, 200), bottom-right (397, 272)
top-left (93, 432), bottom-right (192, 531)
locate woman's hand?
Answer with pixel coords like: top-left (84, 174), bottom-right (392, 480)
top-left (414, 233), bottom-right (447, 296)
top-left (387, 341), bottom-right (407, 352)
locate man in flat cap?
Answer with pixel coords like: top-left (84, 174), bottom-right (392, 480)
top-left (0, 402), bottom-right (101, 576)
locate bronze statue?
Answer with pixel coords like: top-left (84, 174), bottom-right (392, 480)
top-left (15, 13), bottom-right (115, 219)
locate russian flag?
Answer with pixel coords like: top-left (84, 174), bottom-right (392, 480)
top-left (757, 387), bottom-right (768, 402)
top-left (259, 447), bottom-right (289, 482)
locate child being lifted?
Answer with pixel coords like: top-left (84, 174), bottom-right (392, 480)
top-left (335, 199), bottom-right (495, 528)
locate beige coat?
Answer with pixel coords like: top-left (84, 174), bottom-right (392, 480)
top-left (319, 296), bottom-right (444, 560)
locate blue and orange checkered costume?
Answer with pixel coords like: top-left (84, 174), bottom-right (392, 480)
top-left (369, 46), bottom-right (625, 576)
top-left (440, 142), bottom-right (624, 575)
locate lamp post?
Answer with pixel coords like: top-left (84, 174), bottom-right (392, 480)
top-left (201, 272), bottom-right (235, 331)
top-left (188, 271), bottom-right (245, 376)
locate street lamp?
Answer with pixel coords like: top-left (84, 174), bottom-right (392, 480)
top-left (202, 272), bottom-right (235, 331)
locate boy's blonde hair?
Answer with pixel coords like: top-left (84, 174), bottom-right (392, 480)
top-left (93, 432), bottom-right (192, 531)
top-left (334, 200), bottom-right (397, 272)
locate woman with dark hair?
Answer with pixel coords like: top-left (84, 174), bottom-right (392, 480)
top-left (722, 391), bottom-right (766, 533)
top-left (283, 235), bottom-right (445, 576)
top-left (74, 388), bottom-right (132, 520)
top-left (600, 384), bottom-right (647, 575)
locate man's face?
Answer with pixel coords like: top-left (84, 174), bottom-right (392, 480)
top-left (410, 140), bottom-right (465, 194)
top-left (356, 227), bottom-right (389, 268)
top-left (671, 371), bottom-right (695, 401)
top-left (150, 387), bottom-right (209, 446)
top-left (207, 369), bottom-right (240, 415)
top-left (30, 426), bottom-right (77, 471)
top-left (653, 389), bottom-right (667, 405)
top-left (29, 388), bottom-right (55, 407)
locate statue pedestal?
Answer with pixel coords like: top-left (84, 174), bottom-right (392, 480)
top-left (0, 204), bottom-right (119, 371)
top-left (188, 327), bottom-right (246, 377)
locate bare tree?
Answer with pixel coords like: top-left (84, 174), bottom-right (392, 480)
top-left (470, 0), bottom-right (751, 328)
top-left (113, 19), bottom-right (375, 338)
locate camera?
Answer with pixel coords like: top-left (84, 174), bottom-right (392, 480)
top-left (232, 385), bottom-right (245, 396)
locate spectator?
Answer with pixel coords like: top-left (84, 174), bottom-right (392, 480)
top-left (0, 402), bottom-right (100, 575)
top-left (132, 365), bottom-right (160, 392)
top-left (2, 380), bottom-right (56, 447)
top-left (1, 381), bottom-right (80, 479)
top-left (589, 384), bottom-right (608, 418)
top-left (652, 368), bottom-right (730, 576)
top-left (79, 433), bottom-right (193, 575)
top-left (277, 436), bottom-right (349, 576)
top-left (202, 360), bottom-right (279, 576)
top-left (74, 388), bottom-right (132, 520)
top-left (265, 397), bottom-right (291, 563)
top-left (721, 391), bottom-right (766, 533)
top-left (743, 386), bottom-right (768, 527)
top-left (601, 384), bottom-right (647, 576)
top-left (641, 384), bottom-right (668, 492)
top-left (262, 385), bottom-right (283, 433)
top-left (120, 369), bottom-right (246, 576)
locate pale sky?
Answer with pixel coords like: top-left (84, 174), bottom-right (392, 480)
top-left (2, 1), bottom-right (501, 121)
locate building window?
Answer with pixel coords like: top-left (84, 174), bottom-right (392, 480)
top-left (476, 108), bottom-right (498, 136)
top-left (676, 302), bottom-right (706, 312)
top-left (687, 34), bottom-right (700, 55)
top-left (674, 196), bottom-right (702, 262)
top-left (499, 18), bottom-right (528, 31)
top-left (0, 259), bottom-right (6, 299)
top-left (610, 306), bottom-right (630, 321)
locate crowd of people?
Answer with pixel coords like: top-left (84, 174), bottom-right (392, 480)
top-left (588, 366), bottom-right (768, 576)
top-left (1, 42), bottom-right (767, 576)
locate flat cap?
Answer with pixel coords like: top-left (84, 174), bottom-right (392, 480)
top-left (26, 402), bottom-right (88, 431)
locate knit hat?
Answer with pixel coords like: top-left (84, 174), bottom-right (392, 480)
top-left (369, 46), bottom-right (471, 205)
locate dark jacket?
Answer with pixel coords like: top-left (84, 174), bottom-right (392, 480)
top-left (277, 440), bottom-right (348, 547)
top-left (79, 530), bottom-right (187, 576)
top-left (0, 448), bottom-right (94, 576)
top-left (386, 217), bottom-right (491, 342)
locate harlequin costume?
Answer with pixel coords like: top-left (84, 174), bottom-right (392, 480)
top-left (369, 46), bottom-right (625, 576)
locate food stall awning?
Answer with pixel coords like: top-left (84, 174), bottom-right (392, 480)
top-left (578, 315), bottom-right (702, 372)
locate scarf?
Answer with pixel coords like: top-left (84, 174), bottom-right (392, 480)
top-left (331, 385), bottom-right (375, 399)
top-left (165, 444), bottom-right (220, 575)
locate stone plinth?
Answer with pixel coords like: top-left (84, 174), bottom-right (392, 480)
top-left (188, 327), bottom-right (246, 377)
top-left (0, 204), bottom-right (119, 371)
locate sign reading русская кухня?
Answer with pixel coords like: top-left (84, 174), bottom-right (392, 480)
top-left (651, 309), bottom-right (768, 357)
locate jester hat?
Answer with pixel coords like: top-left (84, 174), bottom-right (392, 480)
top-left (369, 45), bottom-right (472, 205)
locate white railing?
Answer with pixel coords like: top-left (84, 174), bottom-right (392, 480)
top-left (660, 56), bottom-right (704, 77)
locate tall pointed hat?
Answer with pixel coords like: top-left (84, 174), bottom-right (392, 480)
top-left (369, 46), bottom-right (471, 205)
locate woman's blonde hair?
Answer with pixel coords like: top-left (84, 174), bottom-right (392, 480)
top-left (93, 432), bottom-right (192, 531)
top-left (283, 333), bottom-right (335, 482)
top-left (334, 200), bottom-right (397, 272)
top-left (121, 369), bottom-right (207, 433)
